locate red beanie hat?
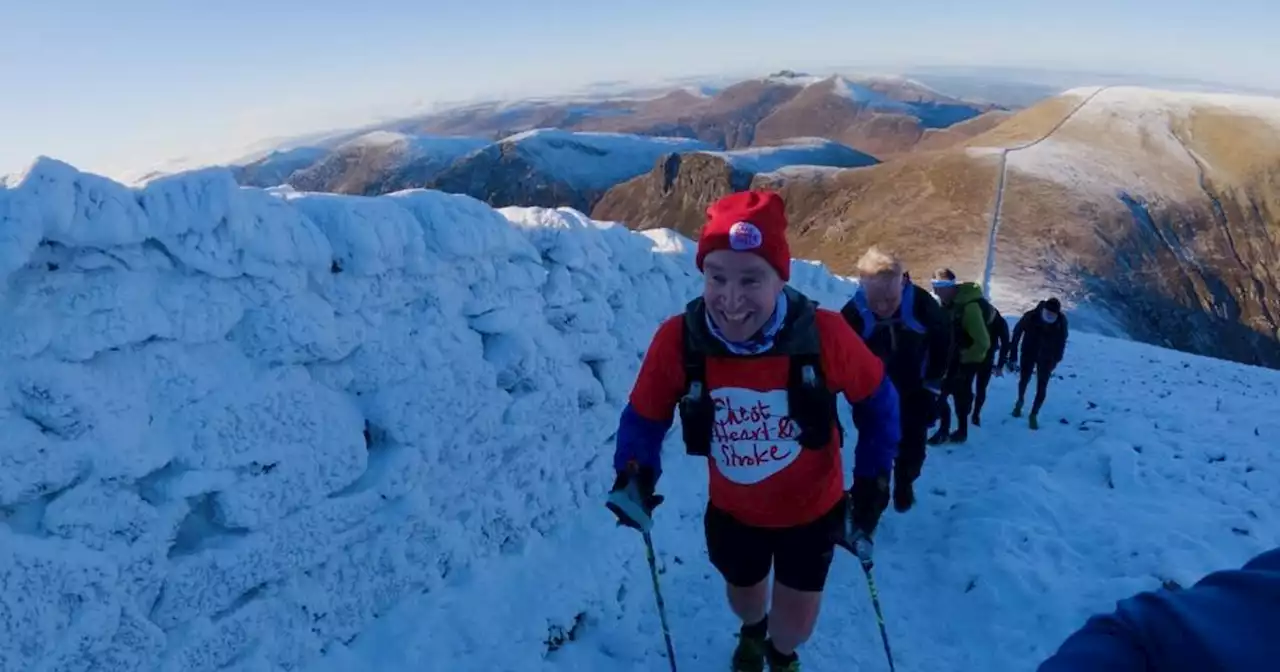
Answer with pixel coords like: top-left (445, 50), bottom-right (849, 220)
top-left (696, 190), bottom-right (791, 281)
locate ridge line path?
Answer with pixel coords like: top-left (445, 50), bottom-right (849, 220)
top-left (980, 86), bottom-right (1111, 298)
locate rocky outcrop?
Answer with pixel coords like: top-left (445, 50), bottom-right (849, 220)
top-left (592, 153), bottom-right (756, 238)
top-left (592, 140), bottom-right (880, 238)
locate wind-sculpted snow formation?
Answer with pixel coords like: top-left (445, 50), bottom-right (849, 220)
top-left (0, 157), bottom-right (855, 671)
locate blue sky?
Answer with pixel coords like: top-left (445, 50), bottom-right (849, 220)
top-left (2, 0), bottom-right (1276, 180)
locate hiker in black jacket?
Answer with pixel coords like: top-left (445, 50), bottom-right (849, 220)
top-left (971, 302), bottom-right (1010, 426)
top-left (1006, 297), bottom-right (1069, 429)
top-left (842, 247), bottom-right (951, 512)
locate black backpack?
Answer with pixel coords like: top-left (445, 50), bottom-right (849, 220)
top-left (675, 302), bottom-right (840, 457)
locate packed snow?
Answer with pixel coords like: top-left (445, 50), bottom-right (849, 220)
top-left (700, 138), bottom-right (879, 174)
top-left (1, 157), bottom-right (1277, 672)
top-left (493, 129), bottom-right (713, 191)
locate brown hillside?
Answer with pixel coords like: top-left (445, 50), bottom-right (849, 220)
top-left (917, 110), bottom-right (1015, 152)
top-left (751, 82), bottom-right (867, 148)
top-left (608, 146), bottom-right (1002, 283)
top-left (778, 150), bottom-right (1003, 282)
top-left (751, 76), bottom-right (1002, 157)
top-left (833, 113), bottom-right (928, 158)
top-left (288, 142), bottom-right (409, 195)
top-left (963, 91), bottom-right (1096, 148)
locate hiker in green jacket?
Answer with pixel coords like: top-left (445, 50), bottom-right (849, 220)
top-left (927, 268), bottom-right (991, 444)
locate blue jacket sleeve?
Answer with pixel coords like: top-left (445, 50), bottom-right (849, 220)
top-left (1036, 611), bottom-right (1149, 671)
top-left (850, 376), bottom-right (900, 478)
top-left (1038, 547), bottom-right (1280, 672)
top-left (612, 403), bottom-right (672, 476)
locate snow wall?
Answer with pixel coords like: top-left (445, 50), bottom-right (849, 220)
top-left (0, 158), bottom-right (856, 671)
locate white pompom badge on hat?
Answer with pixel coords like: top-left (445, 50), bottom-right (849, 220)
top-left (728, 221), bottom-right (763, 251)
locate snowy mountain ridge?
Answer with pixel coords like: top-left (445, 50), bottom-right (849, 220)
top-left (1, 158), bottom-right (1277, 671)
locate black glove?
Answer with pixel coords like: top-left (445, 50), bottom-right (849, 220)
top-left (834, 475), bottom-right (889, 564)
top-left (605, 465), bottom-right (664, 533)
top-left (848, 474), bottom-right (890, 537)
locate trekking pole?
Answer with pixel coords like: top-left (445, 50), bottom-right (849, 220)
top-left (858, 556), bottom-right (897, 672)
top-left (641, 530), bottom-right (679, 672)
top-left (608, 464), bottom-right (678, 672)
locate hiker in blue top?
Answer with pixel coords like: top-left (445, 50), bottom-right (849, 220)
top-left (1038, 546), bottom-right (1280, 670)
top-left (840, 247), bottom-right (951, 515)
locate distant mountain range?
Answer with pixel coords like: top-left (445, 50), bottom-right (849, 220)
top-left (230, 71), bottom-right (1008, 212)
top-left (144, 66), bottom-right (1280, 369)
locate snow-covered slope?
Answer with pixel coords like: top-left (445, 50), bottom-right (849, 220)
top-left (283, 131), bottom-right (492, 195)
top-left (231, 146), bottom-right (331, 188)
top-left (494, 129), bottom-right (713, 192)
top-left (315, 319), bottom-right (1280, 672)
top-left (830, 76), bottom-right (916, 111)
top-left (984, 85), bottom-right (1280, 368)
top-left (2, 157), bottom-right (1277, 672)
top-left (699, 137), bottom-right (879, 174)
top-left (1004, 86), bottom-right (1280, 200)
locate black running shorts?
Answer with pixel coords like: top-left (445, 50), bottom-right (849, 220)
top-left (703, 501), bottom-right (844, 593)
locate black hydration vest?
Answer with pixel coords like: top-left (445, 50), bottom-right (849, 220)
top-left (675, 289), bottom-right (840, 457)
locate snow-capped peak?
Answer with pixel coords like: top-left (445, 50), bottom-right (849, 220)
top-left (828, 76), bottom-right (913, 110)
top-left (762, 70), bottom-right (828, 86)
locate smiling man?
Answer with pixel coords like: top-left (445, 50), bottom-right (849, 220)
top-left (605, 190), bottom-right (902, 671)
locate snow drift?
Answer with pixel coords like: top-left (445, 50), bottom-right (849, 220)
top-left (0, 157), bottom-right (850, 672)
